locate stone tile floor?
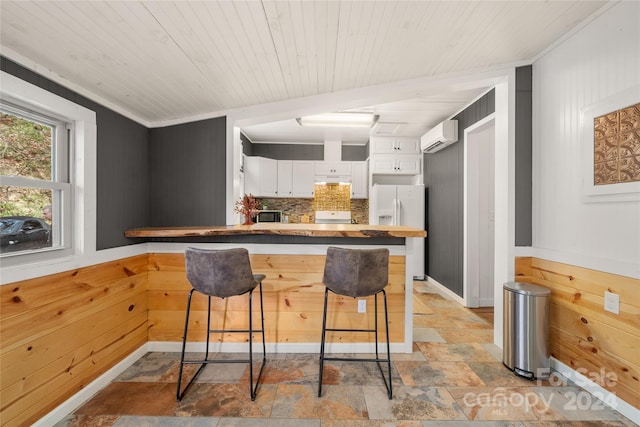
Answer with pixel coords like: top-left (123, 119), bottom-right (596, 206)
top-left (56, 282), bottom-right (637, 426)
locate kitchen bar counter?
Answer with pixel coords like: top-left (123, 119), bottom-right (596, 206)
top-left (125, 223), bottom-right (426, 238)
top-left (128, 223), bottom-right (425, 354)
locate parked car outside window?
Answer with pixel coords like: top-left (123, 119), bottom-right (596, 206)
top-left (0, 216), bottom-right (51, 253)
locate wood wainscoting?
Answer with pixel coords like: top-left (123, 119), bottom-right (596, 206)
top-left (515, 257), bottom-right (640, 410)
top-left (0, 252), bottom-right (406, 426)
top-left (0, 255), bottom-right (149, 427)
top-left (147, 253), bottom-right (406, 345)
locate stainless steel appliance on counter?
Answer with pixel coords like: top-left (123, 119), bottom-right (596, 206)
top-left (256, 210), bottom-right (282, 223)
top-left (315, 210), bottom-right (351, 224)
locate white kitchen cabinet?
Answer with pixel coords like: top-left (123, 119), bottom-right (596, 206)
top-left (370, 137), bottom-right (420, 154)
top-left (315, 161), bottom-right (352, 176)
top-left (291, 161), bottom-right (315, 197)
top-left (277, 160), bottom-right (293, 197)
top-left (244, 156), bottom-right (278, 197)
top-left (351, 161), bottom-right (368, 198)
top-left (370, 154), bottom-right (421, 175)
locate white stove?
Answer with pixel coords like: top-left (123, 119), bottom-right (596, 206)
top-left (315, 210), bottom-right (352, 224)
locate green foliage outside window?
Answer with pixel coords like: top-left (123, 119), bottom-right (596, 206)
top-left (0, 113), bottom-right (53, 217)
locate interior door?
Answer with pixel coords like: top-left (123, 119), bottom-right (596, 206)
top-left (464, 118), bottom-right (495, 307)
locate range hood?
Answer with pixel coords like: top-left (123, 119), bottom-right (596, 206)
top-left (315, 139), bottom-right (350, 184)
top-left (324, 139), bottom-right (341, 161)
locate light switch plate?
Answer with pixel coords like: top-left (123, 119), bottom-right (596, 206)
top-left (604, 291), bottom-right (620, 315)
top-left (358, 299), bottom-right (366, 313)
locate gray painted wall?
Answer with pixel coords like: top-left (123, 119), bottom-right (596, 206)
top-left (1, 56), bottom-right (150, 250)
top-left (149, 118), bottom-right (227, 226)
top-left (515, 66), bottom-right (533, 246)
top-left (242, 134), bottom-right (367, 161)
top-left (424, 90), bottom-right (496, 297)
top-left (424, 66), bottom-right (533, 297)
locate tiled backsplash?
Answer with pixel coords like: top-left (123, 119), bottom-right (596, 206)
top-left (313, 183), bottom-right (351, 211)
top-left (257, 197), bottom-right (369, 224)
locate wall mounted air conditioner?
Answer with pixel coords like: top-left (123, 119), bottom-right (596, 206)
top-left (421, 120), bottom-right (458, 153)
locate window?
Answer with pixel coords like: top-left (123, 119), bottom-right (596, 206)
top-left (0, 104), bottom-right (71, 255)
top-left (0, 71), bottom-right (96, 272)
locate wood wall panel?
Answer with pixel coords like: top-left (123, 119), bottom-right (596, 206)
top-left (0, 255), bottom-right (149, 427)
top-left (147, 253), bottom-right (406, 344)
top-left (1, 252), bottom-right (406, 425)
top-left (515, 257), bottom-right (640, 409)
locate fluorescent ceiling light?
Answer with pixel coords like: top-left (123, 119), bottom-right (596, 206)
top-left (296, 112), bottom-right (379, 128)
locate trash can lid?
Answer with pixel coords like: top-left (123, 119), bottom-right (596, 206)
top-left (503, 281), bottom-right (550, 296)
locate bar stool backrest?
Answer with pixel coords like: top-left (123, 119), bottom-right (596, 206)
top-left (322, 247), bottom-right (389, 298)
top-left (185, 247), bottom-right (257, 298)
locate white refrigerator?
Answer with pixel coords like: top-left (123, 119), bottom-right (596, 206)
top-left (369, 184), bottom-right (425, 279)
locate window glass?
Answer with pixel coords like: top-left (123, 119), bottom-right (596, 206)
top-left (0, 108), bottom-right (67, 256)
top-left (0, 186), bottom-right (54, 253)
top-left (0, 113), bottom-right (52, 180)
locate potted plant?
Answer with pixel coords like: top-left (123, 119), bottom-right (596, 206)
top-left (235, 194), bottom-right (261, 225)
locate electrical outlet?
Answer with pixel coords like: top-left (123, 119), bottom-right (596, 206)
top-left (604, 291), bottom-right (620, 315)
top-left (358, 299), bottom-right (366, 313)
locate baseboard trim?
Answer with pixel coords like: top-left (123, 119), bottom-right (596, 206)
top-left (33, 344), bottom-right (148, 427)
top-left (148, 341), bottom-right (407, 354)
top-left (478, 297), bottom-right (494, 307)
top-left (425, 276), bottom-right (466, 306)
top-left (550, 357), bottom-right (639, 424)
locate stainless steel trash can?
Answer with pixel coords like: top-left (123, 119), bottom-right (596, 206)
top-left (503, 282), bottom-right (550, 380)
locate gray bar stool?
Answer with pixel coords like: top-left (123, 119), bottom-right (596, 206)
top-left (177, 247), bottom-right (266, 401)
top-left (318, 246), bottom-right (392, 399)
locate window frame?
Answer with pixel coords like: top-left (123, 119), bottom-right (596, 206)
top-left (0, 71), bottom-right (96, 271)
top-left (1, 102), bottom-right (72, 254)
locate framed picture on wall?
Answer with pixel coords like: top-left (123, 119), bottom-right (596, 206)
top-left (581, 84), bottom-right (640, 203)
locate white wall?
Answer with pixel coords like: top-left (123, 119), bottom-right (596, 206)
top-left (532, 2), bottom-right (640, 279)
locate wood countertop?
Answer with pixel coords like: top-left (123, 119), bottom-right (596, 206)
top-left (125, 223), bottom-right (426, 238)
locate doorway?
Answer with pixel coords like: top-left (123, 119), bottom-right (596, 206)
top-left (464, 114), bottom-right (496, 308)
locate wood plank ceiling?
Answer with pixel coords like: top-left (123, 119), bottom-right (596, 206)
top-left (1, 1), bottom-right (606, 133)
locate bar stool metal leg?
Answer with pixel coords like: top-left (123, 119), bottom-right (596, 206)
top-left (248, 282), bottom-right (267, 401)
top-left (176, 282), bottom-right (267, 402)
top-left (318, 288), bottom-right (393, 399)
top-left (318, 287), bottom-right (330, 397)
top-left (378, 290), bottom-right (392, 399)
top-left (177, 289), bottom-right (207, 401)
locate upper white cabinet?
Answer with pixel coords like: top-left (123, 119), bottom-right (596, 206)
top-left (370, 155), bottom-right (421, 175)
top-left (246, 157), bottom-right (315, 198)
top-left (315, 161), bottom-right (352, 176)
top-left (351, 161), bottom-right (368, 198)
top-left (369, 137), bottom-right (421, 176)
top-left (370, 137), bottom-right (420, 154)
top-left (277, 160), bottom-right (293, 197)
top-left (291, 161), bottom-right (315, 197)
top-left (244, 156), bottom-right (278, 197)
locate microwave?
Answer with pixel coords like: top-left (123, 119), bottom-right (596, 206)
top-left (256, 210), bottom-right (282, 223)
